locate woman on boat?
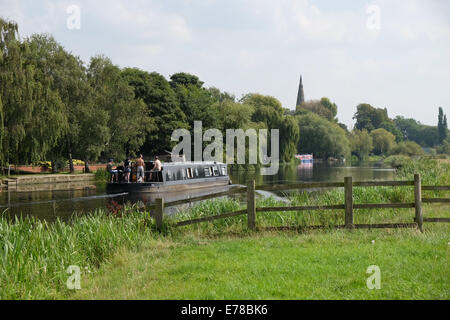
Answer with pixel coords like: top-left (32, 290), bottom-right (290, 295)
top-left (123, 158), bottom-right (132, 183)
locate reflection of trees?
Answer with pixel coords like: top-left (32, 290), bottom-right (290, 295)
top-left (297, 163), bottom-right (314, 180)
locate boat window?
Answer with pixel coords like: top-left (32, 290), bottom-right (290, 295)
top-left (187, 168), bottom-right (194, 179)
top-left (204, 167), bottom-right (211, 177)
top-left (166, 170), bottom-right (172, 181)
top-left (194, 168), bottom-right (199, 177)
top-left (176, 169), bottom-right (183, 180)
top-left (221, 167), bottom-right (227, 176)
top-left (212, 167), bottom-right (219, 176)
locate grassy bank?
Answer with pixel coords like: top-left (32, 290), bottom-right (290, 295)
top-left (0, 159), bottom-right (448, 300)
top-left (71, 225), bottom-right (449, 300)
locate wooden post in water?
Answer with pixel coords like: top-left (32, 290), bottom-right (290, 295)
top-left (414, 174), bottom-right (423, 233)
top-left (52, 200), bottom-right (57, 218)
top-left (247, 180), bottom-right (256, 230)
top-left (345, 177), bottom-right (354, 229)
top-left (155, 198), bottom-right (164, 231)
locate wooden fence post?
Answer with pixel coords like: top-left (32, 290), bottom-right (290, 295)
top-left (155, 198), bottom-right (164, 231)
top-left (414, 174), bottom-right (423, 233)
top-left (345, 177), bottom-right (354, 229)
top-left (247, 180), bottom-right (256, 230)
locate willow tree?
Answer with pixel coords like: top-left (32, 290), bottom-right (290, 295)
top-left (0, 19), bottom-right (67, 167)
top-left (0, 18), bottom-right (32, 166)
top-left (24, 34), bottom-right (107, 172)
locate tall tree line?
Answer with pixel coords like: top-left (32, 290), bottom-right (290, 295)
top-left (1, 18), bottom-right (448, 169)
top-left (0, 18), bottom-right (302, 169)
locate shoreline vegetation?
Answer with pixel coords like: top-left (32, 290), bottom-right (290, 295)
top-left (0, 159), bottom-right (448, 300)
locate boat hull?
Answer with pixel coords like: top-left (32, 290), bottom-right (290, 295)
top-left (106, 176), bottom-right (231, 194)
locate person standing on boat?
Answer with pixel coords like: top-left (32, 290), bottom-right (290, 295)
top-left (150, 156), bottom-right (162, 181)
top-left (124, 158), bottom-right (132, 183)
top-left (107, 159), bottom-right (118, 183)
top-left (136, 155), bottom-right (145, 183)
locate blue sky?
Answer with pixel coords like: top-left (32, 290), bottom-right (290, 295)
top-left (1, 0), bottom-right (449, 128)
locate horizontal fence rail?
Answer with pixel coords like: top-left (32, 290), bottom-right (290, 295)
top-left (144, 174), bottom-right (449, 233)
top-left (256, 205), bottom-right (345, 212)
top-left (256, 182), bottom-right (344, 192)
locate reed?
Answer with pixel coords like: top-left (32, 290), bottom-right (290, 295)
top-left (0, 208), bottom-right (156, 299)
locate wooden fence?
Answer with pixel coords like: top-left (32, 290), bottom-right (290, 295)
top-left (149, 174), bottom-right (449, 233)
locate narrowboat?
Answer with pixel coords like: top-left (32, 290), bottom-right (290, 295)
top-left (295, 154), bottom-right (314, 163)
top-left (106, 161), bottom-right (231, 194)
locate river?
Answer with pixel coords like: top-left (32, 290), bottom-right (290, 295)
top-left (0, 162), bottom-right (396, 221)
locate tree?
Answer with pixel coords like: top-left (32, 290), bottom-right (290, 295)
top-left (296, 97), bottom-right (338, 122)
top-left (436, 139), bottom-right (450, 155)
top-left (208, 87), bottom-right (235, 105)
top-left (370, 128), bottom-right (396, 155)
top-left (219, 100), bottom-right (254, 130)
top-left (170, 73), bottom-right (219, 130)
top-left (122, 68), bottom-right (188, 155)
top-left (0, 20), bottom-right (67, 166)
top-left (350, 129), bottom-right (373, 161)
top-left (242, 93), bottom-right (299, 162)
top-left (394, 116), bottom-right (439, 147)
top-left (320, 97), bottom-right (338, 120)
top-left (438, 107), bottom-right (448, 144)
top-left (279, 115), bottom-right (300, 162)
top-left (241, 93), bottom-right (284, 129)
top-left (170, 72), bottom-right (204, 88)
top-left (24, 34), bottom-right (105, 172)
top-left (88, 55), bottom-right (150, 162)
top-left (296, 112), bottom-right (350, 160)
top-left (0, 18), bottom-right (35, 166)
top-left (353, 104), bottom-right (389, 132)
top-left (379, 121), bottom-right (403, 143)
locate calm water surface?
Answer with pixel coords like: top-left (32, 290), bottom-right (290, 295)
top-left (0, 162), bottom-right (396, 221)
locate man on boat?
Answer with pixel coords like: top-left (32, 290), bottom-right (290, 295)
top-left (150, 156), bottom-right (162, 181)
top-left (107, 159), bottom-right (118, 183)
top-left (135, 155), bottom-right (145, 183)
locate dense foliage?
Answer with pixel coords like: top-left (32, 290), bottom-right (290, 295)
top-left (0, 18), bottom-right (448, 169)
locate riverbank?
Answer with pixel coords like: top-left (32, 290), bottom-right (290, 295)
top-left (0, 159), bottom-right (448, 300)
top-left (1, 173), bottom-right (96, 189)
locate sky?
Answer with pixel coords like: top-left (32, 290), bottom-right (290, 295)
top-left (1, 0), bottom-right (449, 128)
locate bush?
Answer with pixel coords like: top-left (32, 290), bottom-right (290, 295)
top-left (384, 155), bottom-right (411, 169)
top-left (95, 168), bottom-right (110, 182)
top-left (390, 141), bottom-right (425, 157)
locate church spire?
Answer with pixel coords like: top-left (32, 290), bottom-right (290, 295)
top-left (296, 75), bottom-right (305, 108)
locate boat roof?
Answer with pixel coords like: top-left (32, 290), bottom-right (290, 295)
top-left (162, 161), bottom-right (226, 167)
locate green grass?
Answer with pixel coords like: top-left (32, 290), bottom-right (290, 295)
top-left (0, 159), bottom-right (449, 300)
top-left (0, 207), bottom-right (157, 300)
top-left (71, 225), bottom-right (449, 300)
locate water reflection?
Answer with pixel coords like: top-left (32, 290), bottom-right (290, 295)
top-left (1, 162), bottom-right (395, 221)
top-left (297, 163), bottom-right (314, 180)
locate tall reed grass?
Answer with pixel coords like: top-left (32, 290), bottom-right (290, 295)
top-left (0, 207), bottom-right (155, 299)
